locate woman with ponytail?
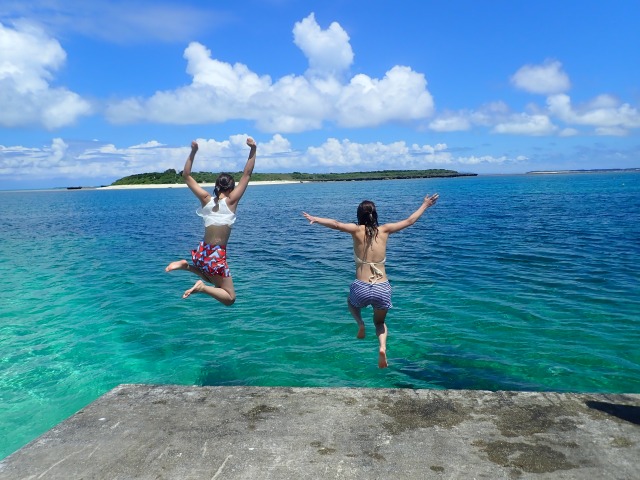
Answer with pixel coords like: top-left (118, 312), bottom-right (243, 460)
top-left (166, 138), bottom-right (257, 305)
top-left (303, 194), bottom-right (439, 368)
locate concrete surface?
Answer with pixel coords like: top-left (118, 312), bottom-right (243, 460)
top-left (1, 384), bottom-right (638, 479)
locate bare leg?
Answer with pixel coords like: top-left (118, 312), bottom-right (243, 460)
top-left (373, 309), bottom-right (388, 368)
top-left (165, 259), bottom-right (189, 272)
top-left (348, 299), bottom-right (366, 339)
top-left (183, 275), bottom-right (236, 306)
top-left (165, 259), bottom-right (211, 282)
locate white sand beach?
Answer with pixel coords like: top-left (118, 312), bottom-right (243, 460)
top-left (98, 180), bottom-right (306, 190)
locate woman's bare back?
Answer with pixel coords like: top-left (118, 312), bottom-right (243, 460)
top-left (351, 225), bottom-right (389, 283)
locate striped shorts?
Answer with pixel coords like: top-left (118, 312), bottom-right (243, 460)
top-left (348, 279), bottom-right (393, 310)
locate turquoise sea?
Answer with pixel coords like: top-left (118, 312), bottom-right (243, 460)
top-left (1, 173), bottom-right (639, 459)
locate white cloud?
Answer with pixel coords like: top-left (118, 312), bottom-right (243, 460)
top-left (293, 12), bottom-right (354, 78)
top-left (1, 135), bottom-right (520, 183)
top-left (0, 134), bottom-right (298, 182)
top-left (511, 60), bottom-right (570, 95)
top-left (493, 114), bottom-right (557, 135)
top-left (429, 115), bottom-right (472, 132)
top-left (106, 14), bottom-right (434, 133)
top-left (429, 102), bottom-right (511, 132)
top-left (304, 139), bottom-right (479, 170)
top-left (0, 21), bottom-right (92, 129)
top-left (559, 128), bottom-right (579, 137)
top-left (336, 66), bottom-right (434, 127)
top-left (0, 137), bottom-right (69, 175)
top-left (429, 75), bottom-right (640, 137)
top-left (425, 55), bottom-right (639, 137)
top-left (107, 42), bottom-right (274, 125)
top-left (547, 93), bottom-right (640, 133)
top-left (430, 92), bottom-right (640, 136)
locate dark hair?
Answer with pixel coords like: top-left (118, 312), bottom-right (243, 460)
top-left (357, 200), bottom-right (379, 244)
top-left (214, 173), bottom-right (235, 198)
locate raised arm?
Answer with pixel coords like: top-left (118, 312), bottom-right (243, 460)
top-left (381, 193), bottom-right (439, 234)
top-left (302, 212), bottom-right (360, 234)
top-left (227, 137), bottom-right (256, 206)
top-left (183, 141), bottom-right (211, 207)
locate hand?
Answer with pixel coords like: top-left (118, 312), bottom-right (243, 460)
top-left (423, 193), bottom-right (439, 207)
top-left (302, 212), bottom-right (316, 224)
top-left (191, 141), bottom-right (199, 152)
top-left (246, 137), bottom-right (256, 148)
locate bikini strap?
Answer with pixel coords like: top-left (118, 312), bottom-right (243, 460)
top-left (354, 254), bottom-right (386, 283)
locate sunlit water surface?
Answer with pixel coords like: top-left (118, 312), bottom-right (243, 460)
top-left (1, 173), bottom-right (638, 458)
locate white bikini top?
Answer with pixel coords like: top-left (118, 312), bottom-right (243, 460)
top-left (354, 254), bottom-right (386, 283)
top-left (196, 197), bottom-right (236, 228)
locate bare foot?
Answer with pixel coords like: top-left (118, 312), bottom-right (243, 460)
top-left (357, 324), bottom-right (365, 339)
top-left (183, 280), bottom-right (205, 298)
top-left (378, 350), bottom-right (388, 369)
top-left (166, 259), bottom-right (188, 272)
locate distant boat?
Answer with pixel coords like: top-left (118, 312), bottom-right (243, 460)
top-left (66, 186), bottom-right (83, 190)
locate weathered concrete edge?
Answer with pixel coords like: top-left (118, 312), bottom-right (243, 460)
top-left (1, 384), bottom-right (639, 479)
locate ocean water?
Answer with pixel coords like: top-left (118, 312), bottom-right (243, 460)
top-left (1, 172), bottom-right (639, 458)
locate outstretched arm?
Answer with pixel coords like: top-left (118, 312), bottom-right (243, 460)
top-left (227, 137), bottom-right (256, 206)
top-left (381, 193), bottom-right (439, 234)
top-left (302, 212), bottom-right (359, 233)
top-left (183, 141), bottom-right (211, 207)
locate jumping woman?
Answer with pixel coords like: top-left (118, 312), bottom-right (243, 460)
top-left (302, 193), bottom-right (439, 368)
top-left (166, 138), bottom-right (257, 305)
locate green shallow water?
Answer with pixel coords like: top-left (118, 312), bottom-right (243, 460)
top-left (1, 173), bottom-right (639, 458)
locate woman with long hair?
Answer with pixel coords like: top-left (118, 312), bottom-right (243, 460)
top-left (166, 138), bottom-right (257, 305)
top-left (303, 193), bottom-right (439, 368)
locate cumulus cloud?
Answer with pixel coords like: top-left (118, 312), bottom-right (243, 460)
top-left (106, 13), bottom-right (434, 133)
top-left (428, 115), bottom-right (472, 132)
top-left (429, 62), bottom-right (639, 136)
top-left (547, 94), bottom-right (640, 133)
top-left (510, 60), bottom-right (570, 95)
top-left (0, 21), bottom-right (92, 129)
top-left (0, 134), bottom-right (300, 183)
top-left (0, 137), bottom-right (70, 175)
top-left (336, 67), bottom-right (434, 127)
top-left (493, 114), bottom-right (557, 136)
top-left (297, 138), bottom-right (514, 170)
top-left (559, 128), bottom-right (579, 137)
top-left (1, 134), bottom-right (520, 184)
top-left (429, 102), bottom-right (510, 132)
top-left (293, 12), bottom-right (353, 78)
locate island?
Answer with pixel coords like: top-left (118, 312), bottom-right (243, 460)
top-left (110, 169), bottom-right (476, 186)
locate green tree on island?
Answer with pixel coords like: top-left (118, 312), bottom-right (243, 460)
top-left (111, 169), bottom-right (476, 185)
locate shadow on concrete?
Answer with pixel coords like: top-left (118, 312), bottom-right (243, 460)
top-left (585, 400), bottom-right (640, 425)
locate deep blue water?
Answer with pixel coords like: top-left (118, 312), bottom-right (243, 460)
top-left (1, 172), bottom-right (639, 459)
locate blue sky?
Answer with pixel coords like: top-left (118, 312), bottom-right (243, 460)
top-left (1, 0), bottom-right (639, 189)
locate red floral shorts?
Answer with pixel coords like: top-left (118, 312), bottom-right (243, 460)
top-left (191, 241), bottom-right (230, 278)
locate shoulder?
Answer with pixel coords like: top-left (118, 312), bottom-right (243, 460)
top-left (221, 196), bottom-right (239, 213)
top-left (378, 224), bottom-right (394, 235)
top-left (221, 196), bottom-right (233, 206)
top-left (343, 223), bottom-right (363, 234)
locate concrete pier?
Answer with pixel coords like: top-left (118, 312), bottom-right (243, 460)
top-left (1, 384), bottom-right (638, 479)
